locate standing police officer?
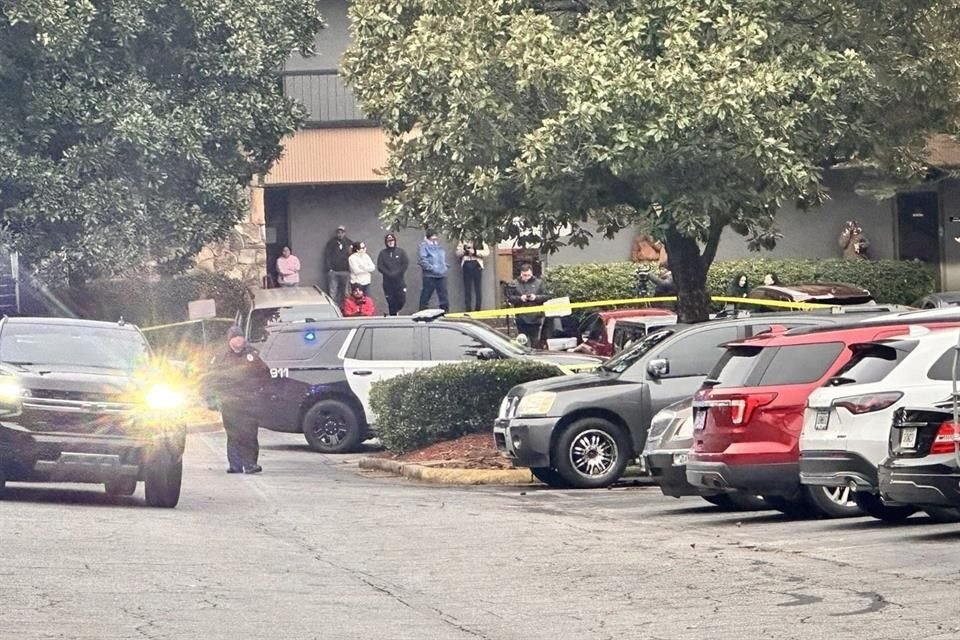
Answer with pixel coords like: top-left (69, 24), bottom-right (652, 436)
top-left (205, 326), bottom-right (270, 474)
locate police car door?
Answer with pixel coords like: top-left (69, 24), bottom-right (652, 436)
top-left (342, 325), bottom-right (423, 425)
top-left (426, 326), bottom-right (489, 365)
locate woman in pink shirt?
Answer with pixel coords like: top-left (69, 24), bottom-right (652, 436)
top-left (276, 246), bottom-right (301, 287)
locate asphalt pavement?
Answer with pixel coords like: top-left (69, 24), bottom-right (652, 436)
top-left (3, 430), bottom-right (960, 640)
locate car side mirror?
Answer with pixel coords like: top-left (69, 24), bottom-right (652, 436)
top-left (647, 358), bottom-right (670, 378)
top-left (472, 347), bottom-right (497, 361)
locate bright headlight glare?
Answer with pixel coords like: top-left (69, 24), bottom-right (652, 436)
top-left (0, 381), bottom-right (22, 401)
top-left (145, 385), bottom-right (185, 410)
top-left (516, 392), bottom-right (557, 417)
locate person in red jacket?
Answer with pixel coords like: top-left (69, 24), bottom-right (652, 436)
top-left (343, 283), bottom-right (376, 317)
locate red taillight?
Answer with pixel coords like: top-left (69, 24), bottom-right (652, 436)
top-left (931, 422), bottom-right (960, 455)
top-left (701, 393), bottom-right (777, 426)
top-left (833, 392), bottom-right (903, 415)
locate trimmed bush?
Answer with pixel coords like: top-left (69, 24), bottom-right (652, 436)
top-left (547, 259), bottom-right (936, 306)
top-left (370, 360), bottom-right (563, 453)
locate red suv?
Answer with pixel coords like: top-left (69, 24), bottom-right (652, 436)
top-left (686, 323), bottom-right (927, 518)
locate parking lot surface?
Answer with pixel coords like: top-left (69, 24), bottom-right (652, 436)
top-left (3, 430), bottom-right (960, 640)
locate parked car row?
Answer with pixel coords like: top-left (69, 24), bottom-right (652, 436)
top-left (497, 305), bottom-right (960, 526)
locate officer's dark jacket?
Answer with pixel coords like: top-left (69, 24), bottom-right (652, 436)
top-left (205, 345), bottom-right (270, 410)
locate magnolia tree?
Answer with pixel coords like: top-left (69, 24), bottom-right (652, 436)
top-left (344, 0), bottom-right (960, 321)
top-left (0, 0), bottom-right (323, 285)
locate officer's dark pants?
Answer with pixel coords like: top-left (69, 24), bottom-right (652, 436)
top-left (516, 320), bottom-right (541, 347)
top-left (222, 408), bottom-right (260, 470)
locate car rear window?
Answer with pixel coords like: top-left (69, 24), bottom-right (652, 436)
top-left (708, 342), bottom-right (844, 388)
top-left (927, 347), bottom-right (960, 381)
top-left (826, 341), bottom-right (917, 387)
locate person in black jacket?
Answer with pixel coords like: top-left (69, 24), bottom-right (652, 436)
top-left (324, 225), bottom-right (353, 305)
top-left (205, 326), bottom-right (271, 474)
top-left (377, 233), bottom-right (409, 315)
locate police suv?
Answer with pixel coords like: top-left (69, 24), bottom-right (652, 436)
top-left (255, 311), bottom-right (601, 453)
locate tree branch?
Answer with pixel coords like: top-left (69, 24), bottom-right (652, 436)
top-left (700, 220), bottom-right (724, 271)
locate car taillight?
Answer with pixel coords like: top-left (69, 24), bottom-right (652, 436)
top-left (930, 421), bottom-right (960, 455)
top-left (701, 393), bottom-right (777, 426)
top-left (833, 392), bottom-right (903, 415)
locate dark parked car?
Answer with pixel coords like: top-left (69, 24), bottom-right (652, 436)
top-left (0, 318), bottom-right (187, 507)
top-left (494, 311), bottom-right (880, 489)
top-left (879, 402), bottom-right (960, 522)
top-left (911, 292), bottom-right (960, 309)
top-left (255, 312), bottom-right (601, 453)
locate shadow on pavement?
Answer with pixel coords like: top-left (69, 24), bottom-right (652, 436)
top-left (0, 484), bottom-right (145, 508)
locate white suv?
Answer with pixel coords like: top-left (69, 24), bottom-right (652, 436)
top-left (799, 326), bottom-right (960, 521)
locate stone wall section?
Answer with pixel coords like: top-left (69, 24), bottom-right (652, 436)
top-left (194, 187), bottom-right (267, 288)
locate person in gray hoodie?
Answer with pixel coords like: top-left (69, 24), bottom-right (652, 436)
top-left (418, 230), bottom-right (449, 311)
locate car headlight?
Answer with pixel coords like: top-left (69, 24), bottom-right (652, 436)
top-left (516, 392), bottom-right (557, 417)
top-left (498, 395), bottom-right (512, 419)
top-left (0, 380), bottom-right (22, 402)
top-left (675, 413), bottom-right (695, 439)
top-left (145, 384), bottom-right (185, 410)
top-left (647, 408), bottom-right (678, 444)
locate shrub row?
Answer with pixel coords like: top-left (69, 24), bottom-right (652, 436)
top-left (546, 258), bottom-right (937, 306)
top-left (370, 360), bottom-right (563, 453)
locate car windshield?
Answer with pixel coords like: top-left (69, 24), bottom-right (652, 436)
top-left (457, 321), bottom-right (529, 356)
top-left (249, 304), bottom-right (339, 343)
top-left (0, 324), bottom-right (150, 370)
top-left (601, 327), bottom-right (676, 374)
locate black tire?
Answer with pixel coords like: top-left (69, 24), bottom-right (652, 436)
top-left (104, 477), bottom-right (138, 497)
top-left (853, 492), bottom-right (916, 523)
top-left (530, 466), bottom-right (571, 488)
top-left (762, 494), bottom-right (818, 518)
top-left (0, 465), bottom-right (6, 498)
top-left (802, 485), bottom-right (863, 518)
top-left (144, 456), bottom-right (182, 508)
top-left (302, 399), bottom-right (363, 453)
top-left (553, 417), bottom-right (631, 489)
top-left (702, 493), bottom-right (768, 511)
top-left (701, 494), bottom-right (736, 508)
top-left (924, 506), bottom-right (960, 523)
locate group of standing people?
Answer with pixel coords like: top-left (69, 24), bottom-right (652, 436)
top-left (277, 225), bottom-right (494, 317)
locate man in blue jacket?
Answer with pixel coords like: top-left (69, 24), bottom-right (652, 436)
top-left (418, 230), bottom-right (449, 311)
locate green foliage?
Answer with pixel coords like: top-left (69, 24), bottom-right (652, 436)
top-left (36, 272), bottom-right (245, 327)
top-left (547, 259), bottom-right (936, 307)
top-left (370, 360), bottom-right (562, 453)
top-left (0, 0), bottom-right (323, 283)
top-left (343, 0), bottom-right (960, 320)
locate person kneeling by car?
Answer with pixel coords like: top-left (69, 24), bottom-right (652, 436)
top-left (204, 326), bottom-right (270, 474)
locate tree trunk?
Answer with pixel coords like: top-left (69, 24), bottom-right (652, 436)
top-left (664, 227), bottom-right (710, 323)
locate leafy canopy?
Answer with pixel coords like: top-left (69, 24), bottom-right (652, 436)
top-left (344, 0), bottom-right (960, 293)
top-left (0, 0), bottom-right (323, 282)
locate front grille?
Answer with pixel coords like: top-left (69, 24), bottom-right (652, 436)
top-left (28, 389), bottom-right (125, 403)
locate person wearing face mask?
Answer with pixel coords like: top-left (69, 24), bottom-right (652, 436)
top-left (418, 230), bottom-right (449, 311)
top-left (204, 326), bottom-right (270, 474)
top-left (348, 241), bottom-right (376, 295)
top-left (377, 233), bottom-right (409, 315)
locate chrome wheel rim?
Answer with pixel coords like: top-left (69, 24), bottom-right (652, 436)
top-left (312, 410), bottom-right (348, 447)
top-left (569, 429), bottom-right (619, 478)
top-left (823, 486), bottom-right (856, 507)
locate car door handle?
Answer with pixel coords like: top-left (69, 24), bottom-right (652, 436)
top-left (353, 370), bottom-right (373, 376)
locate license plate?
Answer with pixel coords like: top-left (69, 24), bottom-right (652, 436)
top-left (814, 410), bottom-right (830, 431)
top-left (694, 410), bottom-right (707, 431)
top-left (900, 427), bottom-right (917, 449)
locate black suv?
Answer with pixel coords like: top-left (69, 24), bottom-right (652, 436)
top-left (495, 310), bottom-right (890, 489)
top-left (0, 318), bottom-right (186, 507)
top-left (254, 312), bottom-right (602, 453)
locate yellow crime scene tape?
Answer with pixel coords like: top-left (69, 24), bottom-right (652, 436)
top-left (446, 295), bottom-right (831, 320)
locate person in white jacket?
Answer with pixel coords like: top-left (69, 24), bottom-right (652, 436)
top-left (456, 239), bottom-right (489, 312)
top-left (348, 241), bottom-right (376, 295)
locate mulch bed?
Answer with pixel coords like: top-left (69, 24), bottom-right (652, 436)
top-left (374, 433), bottom-right (513, 470)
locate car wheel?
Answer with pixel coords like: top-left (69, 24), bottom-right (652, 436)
top-left (802, 485), bottom-right (863, 519)
top-left (530, 467), bottom-right (572, 488)
top-left (853, 491), bottom-right (916, 523)
top-left (762, 494), bottom-right (818, 518)
top-left (144, 455), bottom-right (183, 508)
top-left (105, 477), bottom-right (138, 497)
top-left (924, 506), bottom-right (960, 523)
top-left (0, 466), bottom-right (6, 498)
top-left (553, 417), bottom-right (631, 489)
top-left (302, 399), bottom-right (363, 453)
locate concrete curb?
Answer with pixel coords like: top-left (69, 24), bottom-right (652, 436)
top-left (358, 457), bottom-right (535, 486)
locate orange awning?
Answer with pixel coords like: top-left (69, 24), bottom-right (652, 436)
top-left (263, 127), bottom-right (389, 185)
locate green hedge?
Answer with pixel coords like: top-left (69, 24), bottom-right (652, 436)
top-left (370, 360), bottom-right (563, 453)
top-left (36, 272), bottom-right (246, 328)
top-left (547, 259), bottom-right (937, 306)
